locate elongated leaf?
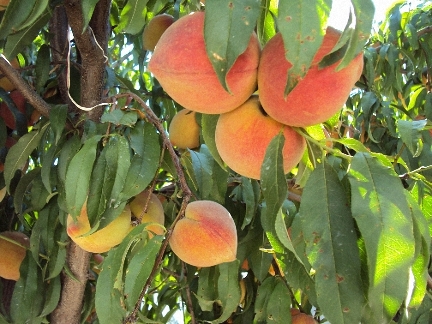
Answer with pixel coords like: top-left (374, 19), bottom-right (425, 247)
top-left (204, 0), bottom-right (260, 91)
top-left (116, 0), bottom-right (149, 35)
top-left (4, 11), bottom-right (51, 59)
top-left (406, 192), bottom-right (430, 309)
top-left (124, 235), bottom-right (163, 309)
top-left (196, 267), bottom-right (218, 312)
top-left (348, 152), bottom-right (415, 323)
top-left (211, 261), bottom-right (241, 324)
top-left (398, 120), bottom-right (426, 157)
top-left (4, 123), bottom-right (49, 192)
top-left (261, 132), bottom-right (287, 219)
top-left (49, 105), bottom-right (68, 145)
top-left (95, 250), bottom-right (127, 324)
top-left (201, 114), bottom-right (225, 169)
top-left (277, 0), bottom-right (332, 95)
top-left (38, 275), bottom-right (61, 319)
top-left (261, 133), bottom-right (288, 253)
top-left (13, 168), bottom-right (40, 216)
top-left (336, 0), bottom-right (374, 70)
top-left (65, 135), bottom-right (102, 218)
top-left (10, 251), bottom-right (44, 322)
top-left (82, 0), bottom-right (100, 32)
top-left (0, 0), bottom-right (35, 39)
top-left (266, 277), bottom-right (292, 323)
top-left (254, 276), bottom-right (286, 322)
top-left (119, 122), bottom-right (160, 201)
top-left (35, 43), bottom-right (50, 93)
top-left (189, 146), bottom-right (216, 200)
top-left (300, 161), bottom-right (364, 323)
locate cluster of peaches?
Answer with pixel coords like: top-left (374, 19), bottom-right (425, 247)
top-left (146, 11), bottom-right (364, 180)
top-left (65, 189), bottom-right (237, 269)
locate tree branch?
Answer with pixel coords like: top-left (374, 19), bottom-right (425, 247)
top-left (0, 57), bottom-right (50, 118)
top-left (63, 0), bottom-right (111, 122)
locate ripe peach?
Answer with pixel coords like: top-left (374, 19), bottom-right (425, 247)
top-left (67, 204), bottom-right (133, 253)
top-left (148, 11), bottom-right (260, 114)
top-left (215, 95), bottom-right (306, 180)
top-left (0, 58), bottom-right (20, 91)
top-left (0, 90), bottom-right (27, 129)
top-left (0, 231), bottom-right (30, 281)
top-left (129, 189), bottom-right (165, 236)
top-left (142, 14), bottom-right (175, 51)
top-left (168, 109), bottom-right (200, 149)
top-left (258, 27), bottom-right (364, 127)
top-left (169, 200), bottom-right (237, 267)
top-left (291, 313), bottom-right (318, 324)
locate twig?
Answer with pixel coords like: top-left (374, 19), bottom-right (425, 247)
top-left (113, 92), bottom-right (192, 323)
top-left (0, 57), bottom-right (51, 119)
top-left (183, 261), bottom-right (197, 324)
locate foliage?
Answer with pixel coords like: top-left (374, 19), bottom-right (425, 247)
top-left (0, 0), bottom-right (431, 323)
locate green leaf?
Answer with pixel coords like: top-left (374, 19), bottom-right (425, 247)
top-left (406, 192), bottom-right (430, 309)
top-left (119, 122), bottom-right (161, 201)
top-left (348, 152), bottom-right (415, 323)
top-left (240, 177), bottom-right (259, 229)
top-left (261, 132), bottom-right (287, 218)
top-left (266, 277), bottom-right (292, 323)
top-left (201, 114), bottom-right (225, 169)
top-left (100, 109), bottom-right (138, 126)
top-left (116, 0), bottom-right (149, 35)
top-left (336, 0), bottom-right (374, 70)
top-left (277, 0), bottom-right (331, 95)
top-left (13, 168), bottom-right (40, 216)
top-left (124, 234), bottom-right (163, 309)
top-left (57, 135), bottom-right (81, 185)
top-left (65, 135), bottom-right (102, 218)
top-left (81, 0), bottom-right (100, 32)
top-left (4, 11), bottom-right (51, 59)
top-left (4, 123), bottom-right (49, 192)
top-left (204, 0), bottom-right (260, 91)
top-left (13, 0), bottom-right (49, 32)
top-left (261, 133), bottom-right (288, 253)
top-left (300, 161), bottom-right (365, 323)
top-left (190, 147), bottom-right (213, 199)
top-left (49, 105), bottom-right (68, 145)
top-left (0, 0), bottom-right (35, 39)
top-left (10, 251), bottom-right (44, 322)
top-left (255, 276), bottom-right (290, 322)
top-left (95, 250), bottom-right (127, 324)
top-left (196, 267), bottom-right (218, 312)
top-left (398, 119), bottom-right (426, 157)
top-left (38, 275), bottom-right (61, 319)
top-left (212, 261), bottom-right (241, 324)
top-left (35, 43), bottom-right (50, 94)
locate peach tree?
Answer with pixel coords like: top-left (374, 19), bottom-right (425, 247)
top-left (0, 0), bottom-right (431, 323)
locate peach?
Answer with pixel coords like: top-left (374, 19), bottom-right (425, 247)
top-left (292, 313), bottom-right (318, 324)
top-left (142, 14), bottom-right (175, 51)
top-left (215, 95), bottom-right (306, 180)
top-left (0, 90), bottom-right (27, 129)
top-left (0, 58), bottom-right (20, 92)
top-left (67, 204), bottom-right (133, 253)
top-left (0, 231), bottom-right (30, 281)
top-left (169, 200), bottom-right (237, 267)
top-left (129, 189), bottom-right (165, 236)
top-left (258, 27), bottom-right (364, 127)
top-left (148, 11), bottom-right (260, 114)
top-left (168, 109), bottom-right (200, 149)
top-left (0, 0), bottom-right (9, 10)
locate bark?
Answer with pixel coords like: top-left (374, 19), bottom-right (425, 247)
top-left (50, 0), bottom-right (112, 323)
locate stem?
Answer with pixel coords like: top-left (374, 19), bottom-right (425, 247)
top-left (294, 127), bottom-right (353, 162)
